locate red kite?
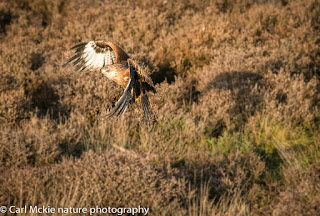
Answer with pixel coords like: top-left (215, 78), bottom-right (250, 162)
top-left (63, 41), bottom-right (156, 122)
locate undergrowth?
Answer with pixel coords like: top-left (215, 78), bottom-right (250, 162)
top-left (0, 0), bottom-right (319, 215)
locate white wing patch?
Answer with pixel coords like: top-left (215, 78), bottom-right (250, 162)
top-left (83, 42), bottom-right (105, 69)
top-left (63, 41), bottom-right (118, 73)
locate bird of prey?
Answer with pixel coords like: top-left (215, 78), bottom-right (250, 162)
top-left (62, 40), bottom-right (157, 123)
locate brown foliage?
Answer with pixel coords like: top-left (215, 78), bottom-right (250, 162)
top-left (1, 151), bottom-right (188, 215)
top-left (0, 0), bottom-right (319, 215)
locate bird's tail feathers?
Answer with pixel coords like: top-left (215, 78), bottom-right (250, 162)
top-left (140, 94), bottom-right (155, 125)
top-left (100, 78), bottom-right (133, 120)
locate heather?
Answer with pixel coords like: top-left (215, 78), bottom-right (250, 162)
top-left (0, 0), bottom-right (319, 215)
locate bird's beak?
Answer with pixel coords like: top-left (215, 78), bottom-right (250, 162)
top-left (101, 68), bottom-right (106, 76)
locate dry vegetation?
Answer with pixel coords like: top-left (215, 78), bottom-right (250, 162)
top-left (0, 0), bottom-right (319, 215)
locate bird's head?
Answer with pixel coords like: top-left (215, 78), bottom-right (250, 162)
top-left (101, 68), bottom-right (107, 76)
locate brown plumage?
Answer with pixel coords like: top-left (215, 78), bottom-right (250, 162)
top-left (63, 40), bottom-right (156, 123)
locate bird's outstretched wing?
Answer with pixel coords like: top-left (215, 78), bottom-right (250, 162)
top-left (62, 41), bottom-right (129, 73)
top-left (100, 65), bottom-right (135, 119)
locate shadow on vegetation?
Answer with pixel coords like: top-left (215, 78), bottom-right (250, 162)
top-left (29, 81), bottom-right (60, 118)
top-left (30, 52), bottom-right (45, 71)
top-left (0, 9), bottom-right (11, 34)
top-left (204, 119), bottom-right (226, 138)
top-left (26, 53), bottom-right (67, 120)
top-left (24, 79), bottom-right (69, 121)
top-left (181, 78), bottom-right (201, 104)
top-left (172, 151), bottom-right (265, 202)
top-left (208, 71), bottom-right (265, 128)
top-left (1, 0), bottom-right (319, 214)
top-left (150, 62), bottom-right (176, 84)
